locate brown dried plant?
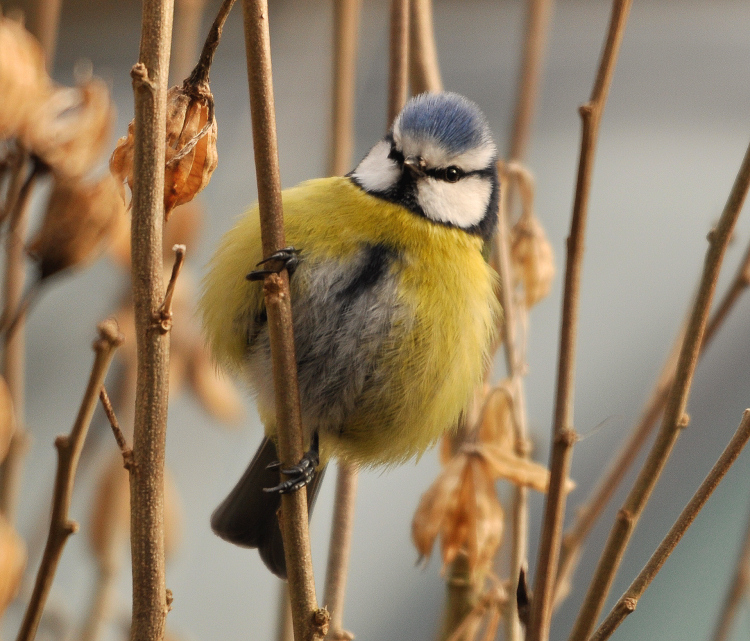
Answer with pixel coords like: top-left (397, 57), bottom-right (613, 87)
top-left (0, 375), bottom-right (17, 463)
top-left (0, 513), bottom-right (26, 619)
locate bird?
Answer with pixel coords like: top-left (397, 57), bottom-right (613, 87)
top-left (200, 91), bottom-right (501, 578)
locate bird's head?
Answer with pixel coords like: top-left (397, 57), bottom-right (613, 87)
top-left (350, 92), bottom-right (499, 240)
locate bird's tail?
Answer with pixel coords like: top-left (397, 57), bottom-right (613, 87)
top-left (211, 436), bottom-right (326, 579)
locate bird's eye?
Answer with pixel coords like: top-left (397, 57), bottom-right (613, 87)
top-left (445, 166), bottom-right (461, 183)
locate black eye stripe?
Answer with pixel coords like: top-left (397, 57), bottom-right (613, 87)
top-left (388, 142), bottom-right (491, 182)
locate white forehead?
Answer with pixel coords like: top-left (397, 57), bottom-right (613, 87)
top-left (392, 122), bottom-right (497, 173)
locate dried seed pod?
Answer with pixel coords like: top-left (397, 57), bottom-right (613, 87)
top-left (511, 213), bottom-right (555, 308)
top-left (0, 514), bottom-right (26, 618)
top-left (23, 76), bottom-right (115, 179)
top-left (28, 173), bottom-right (126, 280)
top-left (110, 83), bottom-right (217, 219)
top-left (0, 16), bottom-right (50, 140)
top-left (89, 453), bottom-right (183, 570)
top-left (479, 442), bottom-right (575, 494)
top-left (412, 452), bottom-right (505, 573)
top-left (477, 383), bottom-right (514, 450)
top-left (0, 376), bottom-right (16, 464)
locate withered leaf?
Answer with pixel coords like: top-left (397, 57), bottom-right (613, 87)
top-left (511, 213), bottom-right (555, 309)
top-left (479, 443), bottom-right (575, 494)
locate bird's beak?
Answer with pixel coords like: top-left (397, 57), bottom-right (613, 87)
top-left (403, 156), bottom-right (426, 177)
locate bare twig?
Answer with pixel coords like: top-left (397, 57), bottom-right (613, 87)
top-left (156, 244), bottom-right (186, 332)
top-left (241, 2), bottom-right (327, 639)
top-left (15, 321), bottom-right (123, 641)
top-left (99, 386), bottom-right (134, 470)
top-left (185, 0), bottom-right (237, 89)
top-left (409, 0), bottom-right (442, 94)
top-left (128, 0), bottom-right (175, 639)
top-left (439, 553), bottom-right (482, 641)
top-left (172, 0), bottom-right (209, 82)
top-left (568, 136), bottom-right (750, 641)
top-left (30, 0), bottom-right (63, 70)
top-left (328, 0), bottom-right (361, 177)
top-left (555, 235), bottom-right (750, 603)
top-left (276, 583), bottom-right (294, 641)
top-left (710, 499), bottom-right (750, 641)
top-left (508, 0), bottom-right (555, 162)
top-left (323, 464), bottom-right (358, 641)
top-left (526, 2), bottom-right (633, 640)
top-left (589, 410), bottom-right (750, 641)
top-left (0, 161), bottom-right (39, 524)
top-left (387, 0), bottom-right (410, 126)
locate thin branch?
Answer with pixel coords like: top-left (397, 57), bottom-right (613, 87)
top-left (408, 0), bottom-right (442, 94)
top-left (15, 321), bottom-right (123, 641)
top-left (128, 0), bottom-right (175, 638)
top-left (568, 136), bottom-right (750, 641)
top-left (79, 563), bottom-right (119, 641)
top-left (156, 244), bottom-right (186, 332)
top-left (185, 0), bottom-right (237, 89)
top-left (508, 0), bottom-right (555, 162)
top-left (494, 163), bottom-right (532, 641)
top-left (30, 0), bottom-right (63, 70)
top-left (99, 387), bottom-right (134, 470)
top-left (710, 499), bottom-right (750, 641)
top-left (555, 233), bottom-right (750, 603)
top-left (323, 464), bottom-right (358, 641)
top-left (526, 2), bottom-right (633, 640)
top-left (387, 0), bottom-right (409, 126)
top-left (171, 0), bottom-right (209, 83)
top-left (328, 0), bottom-right (361, 177)
top-left (0, 160), bottom-right (39, 524)
top-left (589, 410), bottom-right (750, 641)
top-left (241, 2), bottom-right (328, 640)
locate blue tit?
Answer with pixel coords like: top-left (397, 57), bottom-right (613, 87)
top-left (201, 92), bottom-right (501, 578)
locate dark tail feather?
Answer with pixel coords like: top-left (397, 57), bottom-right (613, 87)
top-left (211, 437), bottom-right (327, 579)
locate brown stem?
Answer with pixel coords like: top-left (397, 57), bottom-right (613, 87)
top-left (439, 553), bottom-right (482, 641)
top-left (128, 0), bottom-right (175, 638)
top-left (589, 410), bottom-right (750, 641)
top-left (241, 2), bottom-right (327, 639)
top-left (526, 2), bottom-right (633, 640)
top-left (156, 244), bottom-right (186, 332)
top-left (15, 321), bottom-right (123, 641)
top-left (328, 0), bottom-right (361, 177)
top-left (171, 0), bottom-right (209, 83)
top-left (555, 234), bottom-right (750, 603)
top-left (508, 0), bottom-right (555, 162)
top-left (276, 583), bottom-right (294, 641)
top-left (387, 0), bottom-right (410, 127)
top-left (80, 564), bottom-right (119, 641)
top-left (0, 161), bottom-right (38, 524)
top-left (493, 163), bottom-right (531, 641)
top-left (185, 0), bottom-right (236, 89)
top-left (710, 497), bottom-right (750, 641)
top-left (408, 0), bottom-right (442, 94)
top-left (30, 0), bottom-right (63, 71)
top-left (567, 136), bottom-right (750, 641)
top-left (100, 386), bottom-right (134, 470)
top-left (323, 464), bottom-right (358, 641)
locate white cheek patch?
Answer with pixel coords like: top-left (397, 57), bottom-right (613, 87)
top-left (450, 144), bottom-right (497, 172)
top-left (416, 175), bottom-right (492, 229)
top-left (351, 140), bottom-right (400, 192)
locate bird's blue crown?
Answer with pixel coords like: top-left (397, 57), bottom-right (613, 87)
top-left (394, 92), bottom-right (494, 156)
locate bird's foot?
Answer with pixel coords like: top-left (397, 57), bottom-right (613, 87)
top-left (264, 433), bottom-right (319, 494)
top-left (247, 247), bottom-right (301, 281)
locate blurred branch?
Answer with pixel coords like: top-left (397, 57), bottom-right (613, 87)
top-left (241, 1), bottom-right (328, 639)
top-left (526, 1), bottom-right (633, 640)
top-left (172, 0), bottom-right (208, 82)
top-left (568, 135), bottom-right (750, 641)
top-left (328, 0), bottom-right (361, 176)
top-left (387, 0), bottom-right (409, 126)
top-left (555, 233), bottom-right (750, 604)
top-left (590, 410), bottom-right (750, 641)
top-left (409, 0), bottom-right (442, 94)
top-left (30, 0), bottom-right (63, 70)
top-left (15, 321), bottom-right (122, 641)
top-left (128, 0), bottom-right (175, 639)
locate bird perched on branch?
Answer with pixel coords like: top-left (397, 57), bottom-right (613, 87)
top-left (201, 92), bottom-right (500, 578)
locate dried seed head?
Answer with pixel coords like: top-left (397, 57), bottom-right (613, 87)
top-left (28, 173), bottom-right (126, 280)
top-left (89, 454), bottom-right (183, 571)
top-left (0, 16), bottom-right (50, 140)
top-left (110, 84), bottom-right (218, 219)
top-left (0, 514), bottom-right (26, 617)
top-left (0, 376), bottom-right (16, 464)
top-left (412, 452), bottom-right (504, 574)
top-left (511, 213), bottom-right (555, 308)
top-left (23, 76), bottom-right (115, 179)
top-left (479, 442), bottom-right (575, 494)
top-left (477, 383), bottom-right (514, 450)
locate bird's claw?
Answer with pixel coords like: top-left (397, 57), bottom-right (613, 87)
top-left (247, 247), bottom-right (301, 281)
top-left (264, 434), bottom-right (319, 494)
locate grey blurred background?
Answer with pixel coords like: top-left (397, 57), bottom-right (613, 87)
top-left (3, 0), bottom-right (750, 639)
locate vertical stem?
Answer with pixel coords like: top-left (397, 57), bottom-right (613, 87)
top-left (0, 163), bottom-right (36, 524)
top-left (128, 0), bottom-right (175, 639)
top-left (387, 0), bottom-right (410, 126)
top-left (526, 2), bottom-right (633, 640)
top-left (276, 583), bottom-right (294, 641)
top-left (241, 2), bottom-right (326, 640)
top-left (329, 0), bottom-right (361, 177)
top-left (30, 0), bottom-right (63, 70)
top-left (171, 0), bottom-right (208, 82)
top-left (507, 0), bottom-right (555, 162)
top-left (408, 0), bottom-right (442, 94)
top-left (323, 464), bottom-right (358, 640)
top-left (80, 565), bottom-right (119, 641)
